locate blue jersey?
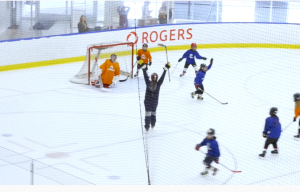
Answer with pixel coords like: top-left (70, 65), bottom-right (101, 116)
top-left (263, 115), bottom-right (281, 139)
top-left (181, 49), bottom-right (204, 64)
top-left (194, 64), bottom-right (212, 85)
top-left (200, 137), bottom-right (220, 158)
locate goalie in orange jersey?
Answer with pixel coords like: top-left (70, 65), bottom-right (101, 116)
top-left (134, 43), bottom-right (152, 77)
top-left (293, 93), bottom-right (300, 139)
top-left (95, 54), bottom-right (120, 89)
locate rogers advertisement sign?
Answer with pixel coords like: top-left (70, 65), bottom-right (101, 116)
top-left (126, 28), bottom-right (193, 46)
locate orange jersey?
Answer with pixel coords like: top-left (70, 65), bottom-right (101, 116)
top-left (295, 101), bottom-right (300, 118)
top-left (100, 59), bottom-right (120, 85)
top-left (137, 49), bottom-right (152, 64)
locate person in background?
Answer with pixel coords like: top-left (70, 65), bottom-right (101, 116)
top-left (142, 1), bottom-right (152, 19)
top-left (117, 5), bottom-right (131, 28)
top-left (158, 1), bottom-right (172, 24)
top-left (78, 15), bottom-right (89, 33)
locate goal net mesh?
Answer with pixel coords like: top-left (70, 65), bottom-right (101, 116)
top-left (70, 42), bottom-right (133, 84)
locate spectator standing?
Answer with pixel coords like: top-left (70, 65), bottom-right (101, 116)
top-left (158, 1), bottom-right (172, 24)
top-left (117, 5), bottom-right (131, 28)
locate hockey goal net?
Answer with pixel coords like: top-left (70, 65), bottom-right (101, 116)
top-left (70, 42), bottom-right (134, 85)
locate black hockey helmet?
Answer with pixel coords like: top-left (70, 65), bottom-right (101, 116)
top-left (151, 73), bottom-right (158, 82)
top-left (269, 107), bottom-right (278, 115)
top-left (200, 63), bottom-right (207, 71)
top-left (207, 128), bottom-right (215, 136)
top-left (142, 43), bottom-right (148, 47)
top-left (294, 93), bottom-right (300, 102)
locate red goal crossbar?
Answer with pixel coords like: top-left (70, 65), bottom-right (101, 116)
top-left (88, 42), bottom-right (134, 85)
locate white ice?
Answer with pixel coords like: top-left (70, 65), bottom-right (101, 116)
top-left (0, 48), bottom-right (300, 185)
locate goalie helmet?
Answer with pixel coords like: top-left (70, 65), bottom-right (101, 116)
top-left (294, 93), bottom-right (300, 102)
top-left (269, 107), bottom-right (278, 115)
top-left (151, 73), bottom-right (158, 82)
top-left (111, 54), bottom-right (117, 61)
top-left (207, 128), bottom-right (215, 136)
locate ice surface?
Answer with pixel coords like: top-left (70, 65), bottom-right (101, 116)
top-left (0, 49), bottom-right (300, 185)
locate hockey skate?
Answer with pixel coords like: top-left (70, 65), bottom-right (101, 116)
top-left (191, 92), bottom-right (195, 99)
top-left (212, 168), bottom-right (218, 176)
top-left (180, 73), bottom-right (185, 77)
top-left (197, 95), bottom-right (203, 100)
top-left (134, 72), bottom-right (139, 77)
top-left (271, 150), bottom-right (278, 155)
top-left (200, 170), bottom-right (208, 176)
top-left (145, 124), bottom-right (150, 132)
top-left (95, 80), bottom-right (100, 88)
top-left (259, 151), bottom-right (266, 158)
top-left (151, 123), bottom-right (155, 129)
top-left (294, 135), bottom-right (300, 140)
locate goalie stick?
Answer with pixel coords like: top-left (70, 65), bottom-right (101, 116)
top-left (158, 43), bottom-right (170, 82)
top-left (198, 87), bottom-right (228, 105)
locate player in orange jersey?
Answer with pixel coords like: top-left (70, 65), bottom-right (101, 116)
top-left (293, 93), bottom-right (300, 139)
top-left (134, 43), bottom-right (152, 77)
top-left (95, 54), bottom-right (120, 89)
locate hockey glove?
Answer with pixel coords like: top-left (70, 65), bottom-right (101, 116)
top-left (203, 57), bottom-right (207, 60)
top-left (178, 58), bottom-right (183, 62)
top-left (112, 76), bottom-right (119, 87)
top-left (149, 61), bottom-right (152, 66)
top-left (214, 158), bottom-right (219, 164)
top-left (210, 58), bottom-right (213, 65)
top-left (195, 144), bottom-right (201, 151)
top-left (137, 56), bottom-right (141, 60)
top-left (263, 133), bottom-right (268, 138)
top-left (294, 117), bottom-right (296, 122)
top-left (163, 62), bottom-right (171, 71)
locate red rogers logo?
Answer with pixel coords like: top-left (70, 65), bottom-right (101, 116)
top-left (126, 32), bottom-right (138, 47)
top-left (126, 28), bottom-right (192, 45)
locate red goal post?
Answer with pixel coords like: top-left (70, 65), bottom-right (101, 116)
top-left (70, 42), bottom-right (134, 85)
top-left (87, 42), bottom-right (134, 85)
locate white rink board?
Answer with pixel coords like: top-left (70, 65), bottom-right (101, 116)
top-left (1, 23), bottom-right (300, 66)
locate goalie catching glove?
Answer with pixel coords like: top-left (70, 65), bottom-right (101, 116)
top-left (163, 62), bottom-right (171, 71)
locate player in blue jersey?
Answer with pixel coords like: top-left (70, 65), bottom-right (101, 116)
top-left (178, 43), bottom-right (207, 77)
top-left (259, 107), bottom-right (282, 158)
top-left (192, 58), bottom-right (213, 100)
top-left (195, 128), bottom-right (220, 176)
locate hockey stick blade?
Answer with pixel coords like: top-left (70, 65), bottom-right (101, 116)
top-left (219, 163), bottom-right (241, 173)
top-left (157, 43), bottom-right (166, 47)
top-left (119, 76), bottom-right (129, 82)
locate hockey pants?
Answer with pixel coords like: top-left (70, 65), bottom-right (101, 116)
top-left (144, 100), bottom-right (158, 126)
top-left (264, 138), bottom-right (279, 149)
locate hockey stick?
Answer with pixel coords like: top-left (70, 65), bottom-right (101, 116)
top-left (281, 121), bottom-right (294, 132)
top-left (158, 43), bottom-right (170, 82)
top-left (219, 163), bottom-right (242, 173)
top-left (119, 76), bottom-right (129, 82)
top-left (199, 149), bottom-right (241, 173)
top-left (198, 88), bottom-right (228, 105)
top-left (171, 62), bottom-right (179, 74)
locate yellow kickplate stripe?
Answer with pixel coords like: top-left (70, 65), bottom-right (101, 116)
top-left (1, 43), bottom-right (300, 72)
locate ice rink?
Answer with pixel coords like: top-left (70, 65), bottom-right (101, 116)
top-left (0, 48), bottom-right (300, 185)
